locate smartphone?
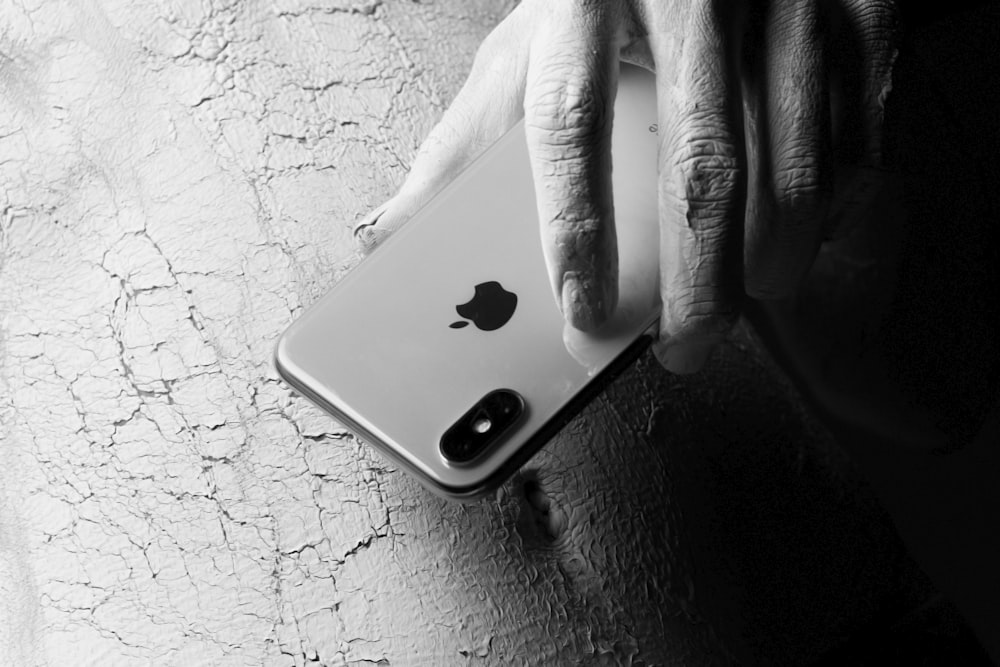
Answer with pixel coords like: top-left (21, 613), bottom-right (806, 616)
top-left (275, 64), bottom-right (660, 500)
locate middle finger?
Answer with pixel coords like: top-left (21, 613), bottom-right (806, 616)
top-left (647, 1), bottom-right (745, 372)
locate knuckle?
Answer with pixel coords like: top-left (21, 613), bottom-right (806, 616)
top-left (525, 75), bottom-right (613, 225)
top-left (671, 136), bottom-right (740, 200)
top-left (663, 132), bottom-right (742, 231)
top-left (679, 152), bottom-right (740, 200)
top-left (773, 165), bottom-right (826, 206)
top-left (525, 38), bottom-right (612, 141)
top-left (528, 128), bottom-right (602, 175)
top-left (768, 148), bottom-right (831, 226)
top-left (526, 84), bottom-right (609, 154)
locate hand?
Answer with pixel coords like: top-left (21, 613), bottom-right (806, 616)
top-left (353, 0), bottom-right (899, 373)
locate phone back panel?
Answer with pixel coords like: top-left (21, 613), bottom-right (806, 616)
top-left (276, 65), bottom-right (660, 498)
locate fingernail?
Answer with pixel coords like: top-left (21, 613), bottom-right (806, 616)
top-left (561, 275), bottom-right (613, 332)
top-left (652, 338), bottom-right (717, 375)
top-left (352, 201), bottom-right (391, 253)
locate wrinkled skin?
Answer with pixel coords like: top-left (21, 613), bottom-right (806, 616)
top-left (354, 0), bottom-right (899, 373)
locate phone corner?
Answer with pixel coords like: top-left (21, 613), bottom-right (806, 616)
top-left (428, 478), bottom-right (501, 504)
top-left (271, 328), bottom-right (296, 386)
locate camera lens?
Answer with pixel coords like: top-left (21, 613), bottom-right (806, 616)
top-left (440, 389), bottom-right (524, 464)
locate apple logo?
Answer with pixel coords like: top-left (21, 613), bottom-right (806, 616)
top-left (450, 281), bottom-right (518, 331)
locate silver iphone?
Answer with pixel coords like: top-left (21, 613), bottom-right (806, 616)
top-left (275, 64), bottom-right (660, 500)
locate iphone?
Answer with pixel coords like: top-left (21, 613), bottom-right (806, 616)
top-left (275, 64), bottom-right (660, 500)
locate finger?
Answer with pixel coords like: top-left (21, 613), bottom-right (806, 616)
top-left (523, 4), bottom-right (621, 332)
top-left (824, 0), bottom-right (900, 236)
top-left (743, 0), bottom-right (832, 299)
top-left (648, 3), bottom-right (744, 373)
top-left (835, 0), bottom-right (899, 165)
top-left (354, 7), bottom-right (530, 254)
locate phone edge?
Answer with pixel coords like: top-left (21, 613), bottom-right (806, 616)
top-left (274, 328), bottom-right (655, 502)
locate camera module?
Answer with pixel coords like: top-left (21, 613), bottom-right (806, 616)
top-left (440, 389), bottom-right (524, 464)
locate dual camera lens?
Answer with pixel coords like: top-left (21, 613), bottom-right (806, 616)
top-left (440, 389), bottom-right (524, 464)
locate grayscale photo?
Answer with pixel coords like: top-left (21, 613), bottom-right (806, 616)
top-left (1, 0), bottom-right (997, 664)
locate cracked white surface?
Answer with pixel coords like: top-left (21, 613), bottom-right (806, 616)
top-left (2, 1), bottom-right (919, 664)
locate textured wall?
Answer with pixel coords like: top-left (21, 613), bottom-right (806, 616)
top-left (1, 1), bottom-right (925, 665)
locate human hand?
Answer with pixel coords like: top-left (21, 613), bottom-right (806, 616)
top-left (353, 0), bottom-right (899, 373)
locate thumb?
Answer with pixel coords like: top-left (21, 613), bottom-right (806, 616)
top-left (353, 6), bottom-right (531, 255)
top-left (352, 197), bottom-right (411, 255)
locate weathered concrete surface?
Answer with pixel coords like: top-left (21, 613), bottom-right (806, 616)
top-left (0, 1), bottom-right (934, 664)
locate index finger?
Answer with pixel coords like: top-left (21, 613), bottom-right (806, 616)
top-left (524, 3), bottom-right (621, 332)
